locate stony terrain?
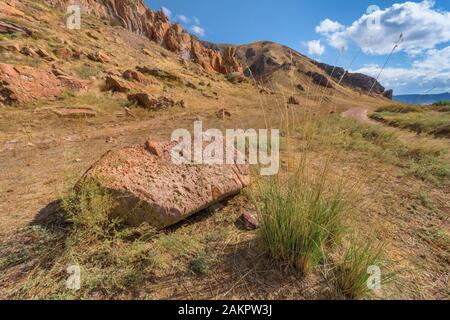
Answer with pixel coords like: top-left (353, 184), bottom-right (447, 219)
top-left (0, 0), bottom-right (448, 300)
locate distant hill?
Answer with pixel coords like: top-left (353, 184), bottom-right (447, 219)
top-left (394, 92), bottom-right (450, 105)
top-left (202, 41), bottom-right (393, 99)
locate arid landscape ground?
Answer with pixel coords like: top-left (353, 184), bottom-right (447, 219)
top-left (0, 0), bottom-right (448, 300)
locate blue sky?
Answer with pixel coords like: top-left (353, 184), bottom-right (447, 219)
top-left (147, 0), bottom-right (450, 95)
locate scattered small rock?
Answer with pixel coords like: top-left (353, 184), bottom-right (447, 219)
top-left (105, 75), bottom-right (131, 93)
top-left (226, 72), bottom-right (246, 84)
top-left (142, 48), bottom-right (152, 56)
top-left (242, 212), bottom-right (259, 230)
top-left (136, 66), bottom-right (181, 82)
top-left (177, 99), bottom-right (187, 109)
top-left (122, 70), bottom-right (142, 82)
top-left (287, 96), bottom-right (300, 105)
top-left (20, 46), bottom-right (37, 57)
top-left (87, 51), bottom-right (109, 63)
top-left (127, 93), bottom-right (175, 109)
top-left (86, 31), bottom-right (100, 41)
top-left (53, 107), bottom-right (97, 118)
top-left (35, 48), bottom-right (54, 61)
top-left (215, 108), bottom-right (231, 119)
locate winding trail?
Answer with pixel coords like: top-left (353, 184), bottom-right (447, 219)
top-left (341, 107), bottom-right (378, 124)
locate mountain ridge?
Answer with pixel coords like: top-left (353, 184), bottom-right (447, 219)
top-left (203, 40), bottom-right (393, 98)
top-left (394, 92), bottom-right (450, 105)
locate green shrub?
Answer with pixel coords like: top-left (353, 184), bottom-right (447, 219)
top-left (255, 165), bottom-right (349, 275)
top-left (62, 178), bottom-right (118, 238)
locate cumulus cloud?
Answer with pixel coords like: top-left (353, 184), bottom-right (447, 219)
top-left (160, 9), bottom-right (206, 38)
top-left (191, 25), bottom-right (206, 37)
top-left (315, 19), bottom-right (344, 33)
top-left (306, 40), bottom-right (325, 56)
top-left (161, 6), bottom-right (172, 20)
top-left (317, 1), bottom-right (450, 55)
top-left (353, 46), bottom-right (450, 94)
top-left (176, 14), bottom-right (190, 24)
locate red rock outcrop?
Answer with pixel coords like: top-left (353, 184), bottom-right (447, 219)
top-left (0, 63), bottom-right (62, 105)
top-left (78, 139), bottom-right (250, 228)
top-left (45, 0), bottom-right (242, 74)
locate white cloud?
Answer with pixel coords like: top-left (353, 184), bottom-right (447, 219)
top-left (193, 16), bottom-right (201, 25)
top-left (161, 6), bottom-right (172, 19)
top-left (352, 46), bottom-right (450, 94)
top-left (306, 40), bottom-right (325, 56)
top-left (176, 14), bottom-right (190, 24)
top-left (191, 25), bottom-right (206, 37)
top-left (317, 1), bottom-right (450, 55)
top-left (315, 19), bottom-right (344, 33)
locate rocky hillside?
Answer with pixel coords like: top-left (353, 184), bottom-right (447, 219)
top-left (204, 41), bottom-right (393, 99)
top-left (46, 0), bottom-right (243, 74)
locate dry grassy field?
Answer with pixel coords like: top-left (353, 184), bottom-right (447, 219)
top-left (0, 0), bottom-right (448, 300)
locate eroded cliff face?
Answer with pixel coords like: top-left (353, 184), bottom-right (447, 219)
top-left (45, 0), bottom-right (242, 74)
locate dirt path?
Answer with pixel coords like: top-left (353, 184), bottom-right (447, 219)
top-left (341, 107), bottom-right (378, 124)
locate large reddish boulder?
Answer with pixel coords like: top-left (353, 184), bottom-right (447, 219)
top-left (0, 63), bottom-right (62, 105)
top-left (78, 139), bottom-right (250, 228)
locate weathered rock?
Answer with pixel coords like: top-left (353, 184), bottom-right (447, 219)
top-left (54, 48), bottom-right (73, 60)
top-left (142, 48), bottom-right (152, 56)
top-left (312, 61), bottom-right (393, 96)
top-left (0, 63), bottom-right (62, 105)
top-left (87, 51), bottom-right (109, 63)
top-left (51, 67), bottom-right (66, 77)
top-left (136, 66), bottom-right (181, 82)
top-left (78, 139), bottom-right (250, 228)
top-left (105, 75), bottom-right (131, 93)
top-left (226, 72), bottom-right (246, 84)
top-left (53, 107), bottom-right (97, 118)
top-left (127, 93), bottom-right (175, 109)
top-left (122, 70), bottom-right (141, 82)
top-left (86, 31), bottom-right (100, 40)
top-left (242, 212), bottom-right (259, 230)
top-left (177, 99), bottom-right (187, 109)
top-left (57, 76), bottom-right (88, 91)
top-left (36, 48), bottom-right (54, 61)
top-left (287, 96), bottom-right (299, 105)
top-left (383, 89), bottom-right (393, 100)
top-left (215, 108), bottom-right (231, 119)
top-left (20, 46), bottom-right (37, 57)
top-left (306, 71), bottom-right (333, 88)
top-left (0, 21), bottom-right (32, 36)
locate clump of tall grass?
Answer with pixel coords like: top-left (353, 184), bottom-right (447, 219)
top-left (253, 162), bottom-right (350, 275)
top-left (336, 238), bottom-right (385, 299)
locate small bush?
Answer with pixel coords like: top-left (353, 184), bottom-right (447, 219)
top-left (337, 238), bottom-right (384, 299)
top-left (62, 178), bottom-right (118, 237)
top-left (254, 164), bottom-right (349, 275)
top-left (74, 64), bottom-right (103, 79)
top-left (190, 256), bottom-right (209, 275)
